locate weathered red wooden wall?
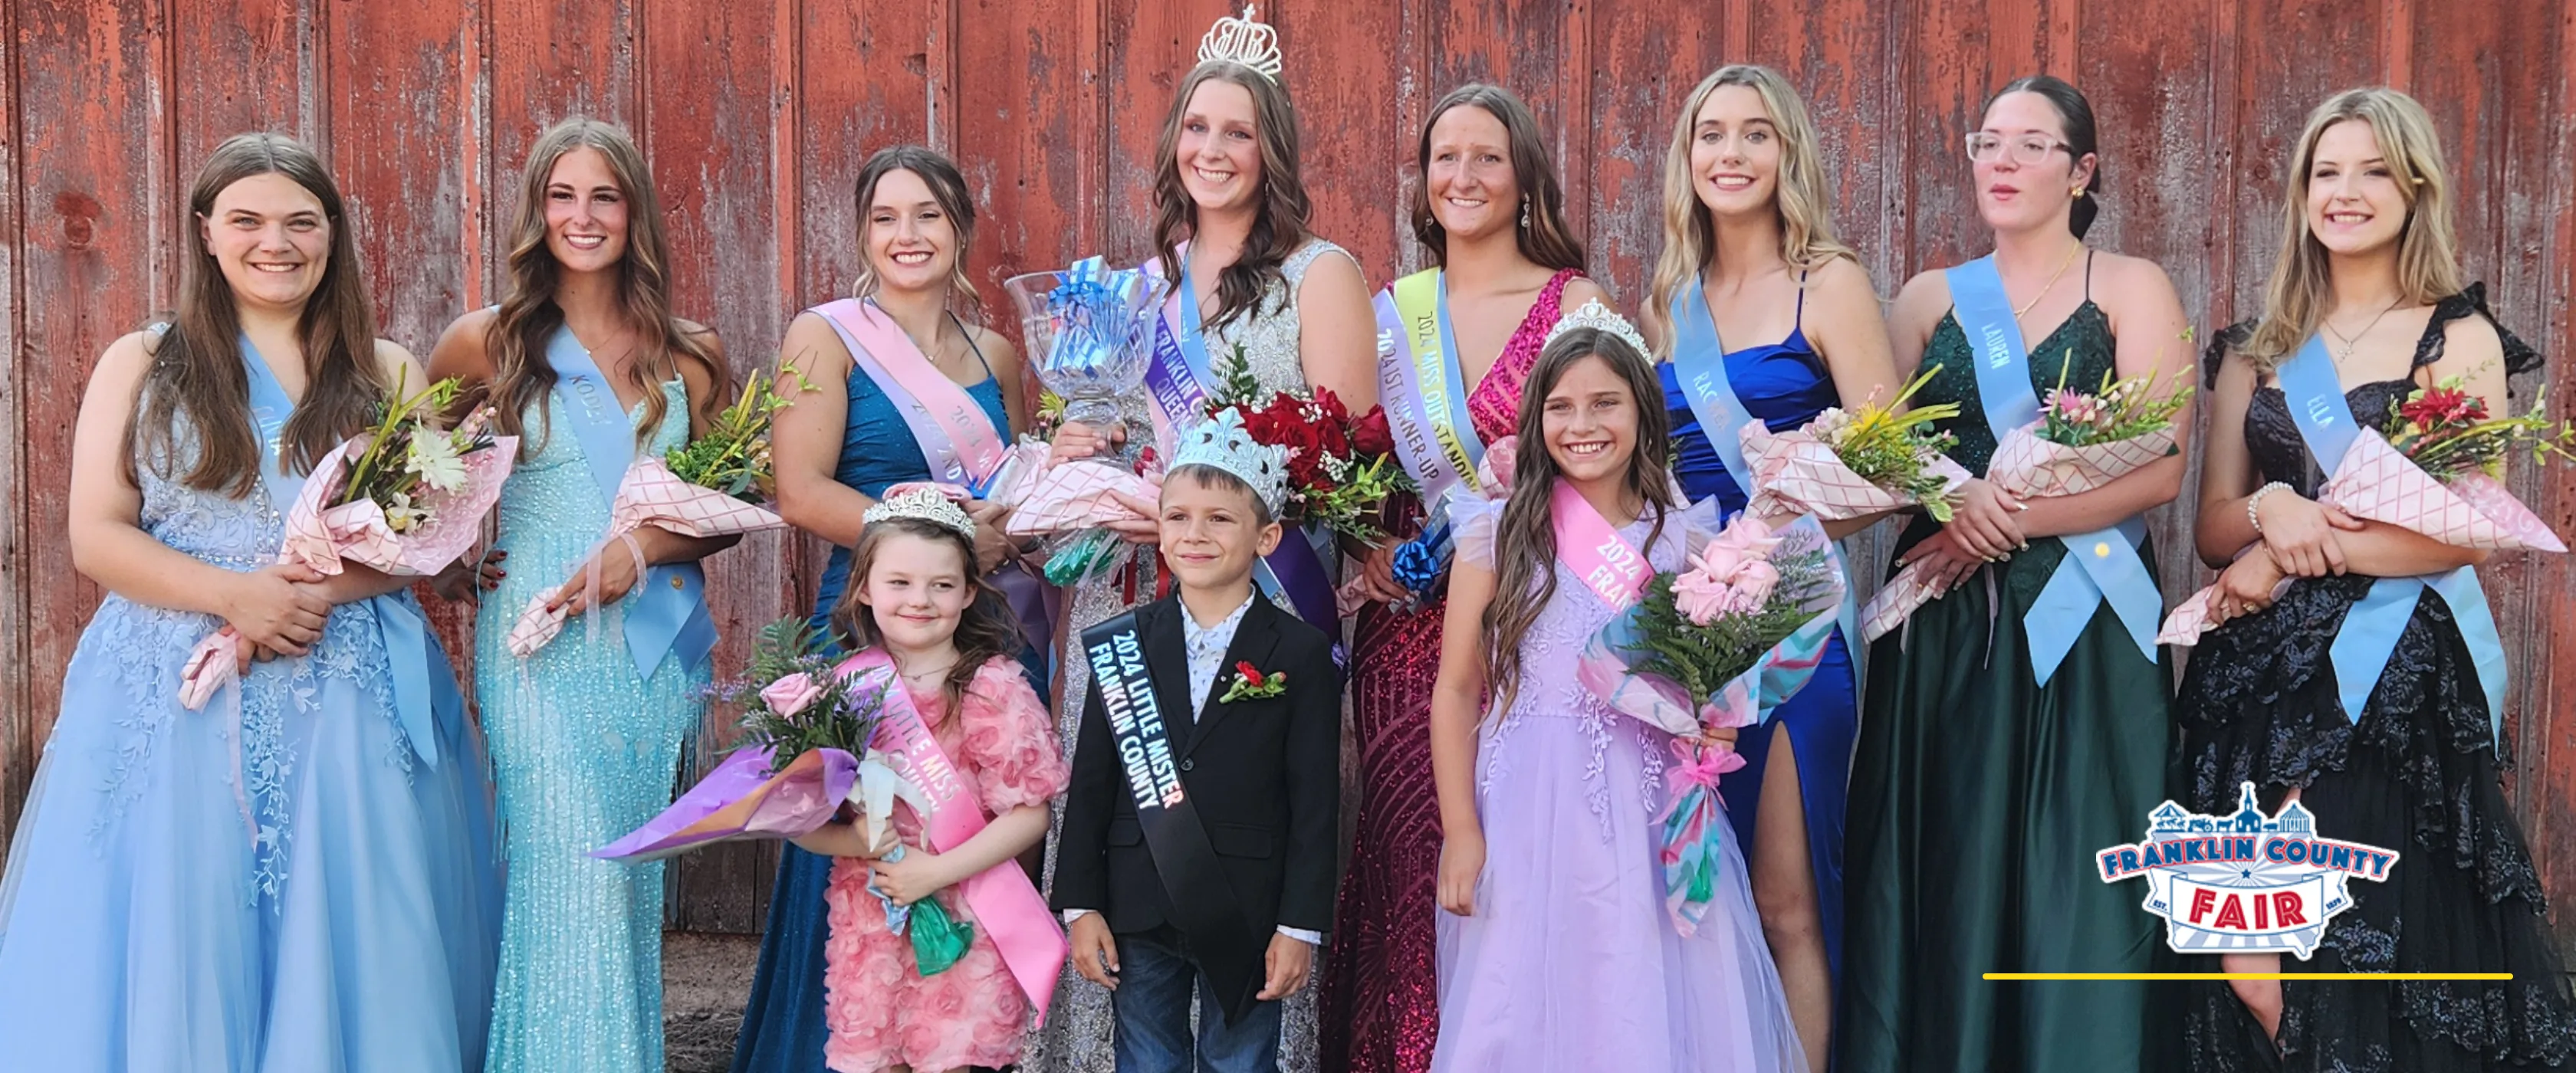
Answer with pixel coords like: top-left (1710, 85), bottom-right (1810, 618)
top-left (4, 0), bottom-right (2571, 940)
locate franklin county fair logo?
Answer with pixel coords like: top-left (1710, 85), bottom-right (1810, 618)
top-left (2096, 783), bottom-right (2398, 959)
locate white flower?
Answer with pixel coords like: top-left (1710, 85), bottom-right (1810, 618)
top-left (383, 491), bottom-right (429, 533)
top-left (406, 429), bottom-right (468, 494)
top-left (1807, 408), bottom-right (1856, 445)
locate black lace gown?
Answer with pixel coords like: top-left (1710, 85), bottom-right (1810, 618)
top-left (2179, 287), bottom-right (2576, 1071)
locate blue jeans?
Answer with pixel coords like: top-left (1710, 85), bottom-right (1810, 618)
top-left (1109, 926), bottom-right (1281, 1073)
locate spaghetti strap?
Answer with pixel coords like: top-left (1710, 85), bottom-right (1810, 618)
top-left (949, 310), bottom-right (997, 379)
top-left (1792, 270), bottom-right (1810, 330)
top-left (2082, 249), bottom-right (2096, 300)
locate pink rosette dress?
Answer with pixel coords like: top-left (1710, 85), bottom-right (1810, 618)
top-left (821, 658), bottom-right (1072, 1073)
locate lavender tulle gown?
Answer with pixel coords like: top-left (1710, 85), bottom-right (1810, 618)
top-left (1431, 498), bottom-right (1805, 1072)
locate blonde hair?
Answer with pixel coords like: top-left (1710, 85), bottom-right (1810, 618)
top-left (1642, 65), bottom-right (1854, 356)
top-left (2242, 87), bottom-right (2463, 372)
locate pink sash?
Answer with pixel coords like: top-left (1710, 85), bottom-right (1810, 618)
top-left (1552, 479), bottom-right (1653, 611)
top-left (813, 298), bottom-right (1008, 487)
top-left (838, 648), bottom-right (1069, 1018)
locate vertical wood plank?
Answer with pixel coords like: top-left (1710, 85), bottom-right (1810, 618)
top-left (171, 0), bottom-right (312, 158)
top-left (1583, 0), bottom-right (1717, 302)
top-left (2535, 0), bottom-right (2576, 955)
top-left (1272, 0), bottom-right (1403, 284)
top-left (638, 0), bottom-right (795, 934)
top-left (12, 0), bottom-right (171, 815)
top-left (1099, 0), bottom-right (1230, 264)
top-left (0, 0), bottom-right (25, 859)
top-left (953, 0), bottom-right (1105, 305)
top-left (327, 0), bottom-right (471, 355)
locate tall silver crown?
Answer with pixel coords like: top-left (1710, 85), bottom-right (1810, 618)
top-left (1171, 408), bottom-right (1291, 514)
top-left (1546, 298), bottom-right (1651, 358)
top-left (864, 486), bottom-right (977, 542)
top-left (1198, 4), bottom-right (1283, 81)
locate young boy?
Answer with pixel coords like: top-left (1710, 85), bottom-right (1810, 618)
top-left (1053, 410), bottom-right (1343, 1073)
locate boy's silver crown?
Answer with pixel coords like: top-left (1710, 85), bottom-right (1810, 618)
top-left (1171, 409), bottom-right (1291, 515)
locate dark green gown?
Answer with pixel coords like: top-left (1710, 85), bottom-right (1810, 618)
top-left (1838, 297), bottom-right (2180, 1073)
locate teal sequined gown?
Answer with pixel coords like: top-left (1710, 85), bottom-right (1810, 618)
top-left (1838, 299), bottom-right (2180, 1073)
top-left (475, 379), bottom-right (708, 1073)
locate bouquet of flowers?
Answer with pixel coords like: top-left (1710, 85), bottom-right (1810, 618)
top-left (1574, 514), bottom-right (1847, 934)
top-left (178, 372), bottom-right (516, 708)
top-left (1336, 436), bottom-right (1518, 615)
top-left (1740, 366), bottom-right (1970, 527)
top-left (1202, 346), bottom-right (1412, 543)
top-left (996, 258), bottom-right (1164, 585)
top-left (2158, 376), bottom-right (2574, 644)
top-left (504, 369), bottom-right (809, 658)
top-left (1862, 356), bottom-right (2193, 641)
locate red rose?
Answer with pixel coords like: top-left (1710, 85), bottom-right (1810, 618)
top-left (1352, 406), bottom-right (1395, 457)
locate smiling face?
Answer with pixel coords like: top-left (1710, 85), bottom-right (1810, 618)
top-left (1972, 90), bottom-right (2091, 235)
top-left (544, 146), bottom-right (630, 274)
top-left (1539, 353), bottom-right (1641, 485)
top-left (864, 167), bottom-right (959, 294)
top-left (855, 530), bottom-right (973, 654)
top-left (1177, 77), bottom-right (1264, 215)
top-left (201, 172), bottom-right (332, 313)
top-left (2303, 117), bottom-right (2409, 257)
top-left (1690, 84), bottom-right (1783, 219)
top-left (1157, 468), bottom-right (1282, 596)
top-left (1425, 103), bottom-right (1520, 241)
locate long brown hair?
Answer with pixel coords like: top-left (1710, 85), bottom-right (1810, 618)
top-left (1480, 326), bottom-right (1674, 717)
top-left (133, 133), bottom-right (389, 494)
top-left (1411, 84), bottom-right (1587, 272)
top-left (1641, 65), bottom-right (1857, 355)
top-left (2242, 87), bottom-right (2462, 373)
top-left (830, 517), bottom-right (1024, 719)
top-left (1151, 61), bottom-right (1316, 333)
top-left (485, 118), bottom-right (724, 454)
top-left (851, 145), bottom-right (984, 323)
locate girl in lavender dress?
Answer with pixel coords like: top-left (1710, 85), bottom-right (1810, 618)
top-left (1428, 307), bottom-right (1804, 1071)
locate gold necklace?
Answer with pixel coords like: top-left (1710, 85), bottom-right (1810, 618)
top-left (2013, 241), bottom-right (2084, 320)
top-left (2321, 298), bottom-right (2404, 363)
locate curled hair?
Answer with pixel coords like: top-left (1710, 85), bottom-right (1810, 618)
top-left (485, 118), bottom-right (725, 456)
top-left (2241, 87), bottom-right (2463, 374)
top-left (1152, 61), bottom-right (1316, 334)
top-left (1480, 326), bottom-right (1674, 718)
top-left (850, 145), bottom-right (984, 323)
top-left (1643, 64), bottom-right (1858, 355)
top-left (830, 516), bottom-right (1025, 718)
top-left (1989, 74), bottom-right (2103, 240)
top-left (1411, 84), bottom-right (1587, 272)
top-left (132, 133), bottom-right (389, 494)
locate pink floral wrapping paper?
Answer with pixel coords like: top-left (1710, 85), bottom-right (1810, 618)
top-left (2157, 429), bottom-right (2567, 645)
top-left (993, 458), bottom-right (1158, 538)
top-left (1858, 424), bottom-right (2175, 642)
top-left (504, 457), bottom-right (786, 658)
top-left (178, 433), bottom-right (518, 708)
top-left (1738, 422), bottom-right (1972, 527)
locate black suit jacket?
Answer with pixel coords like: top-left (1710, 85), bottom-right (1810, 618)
top-left (1051, 594), bottom-right (1343, 949)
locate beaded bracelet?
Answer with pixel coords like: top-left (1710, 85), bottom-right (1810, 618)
top-left (2246, 481), bottom-right (2293, 535)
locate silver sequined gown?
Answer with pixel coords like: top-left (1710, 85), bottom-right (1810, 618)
top-left (475, 379), bottom-right (709, 1073)
top-left (1026, 239), bottom-right (1354, 1073)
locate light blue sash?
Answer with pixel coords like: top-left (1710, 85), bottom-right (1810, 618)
top-left (544, 326), bottom-right (717, 679)
top-left (242, 338), bottom-right (443, 764)
top-left (1945, 257), bottom-right (2162, 683)
top-left (2273, 334), bottom-right (2508, 743)
top-left (1666, 277), bottom-right (1756, 500)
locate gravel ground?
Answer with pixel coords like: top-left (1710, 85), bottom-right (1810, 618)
top-left (662, 931), bottom-right (760, 1073)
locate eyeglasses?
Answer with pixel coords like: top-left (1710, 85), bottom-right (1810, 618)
top-left (1964, 133), bottom-right (2072, 166)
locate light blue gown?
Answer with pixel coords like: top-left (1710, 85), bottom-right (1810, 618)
top-left (0, 373), bottom-right (502, 1072)
top-left (475, 379), bottom-right (706, 1073)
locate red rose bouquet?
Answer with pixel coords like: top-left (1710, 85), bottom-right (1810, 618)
top-left (1204, 346), bottom-right (1411, 543)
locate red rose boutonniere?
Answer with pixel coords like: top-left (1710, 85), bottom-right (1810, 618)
top-left (1218, 659), bottom-right (1287, 703)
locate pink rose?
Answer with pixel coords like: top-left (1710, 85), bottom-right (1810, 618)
top-left (760, 672), bottom-right (826, 717)
top-left (1728, 560), bottom-right (1780, 612)
top-left (1477, 436), bottom-right (1518, 493)
top-left (1670, 566), bottom-right (1735, 626)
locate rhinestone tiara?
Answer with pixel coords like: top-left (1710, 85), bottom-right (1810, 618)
top-left (1170, 408), bottom-right (1291, 515)
top-left (1198, 4), bottom-right (1283, 81)
top-left (863, 485), bottom-right (976, 542)
top-left (1546, 298), bottom-right (1651, 358)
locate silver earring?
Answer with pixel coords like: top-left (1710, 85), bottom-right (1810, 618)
top-left (1519, 197), bottom-right (1531, 230)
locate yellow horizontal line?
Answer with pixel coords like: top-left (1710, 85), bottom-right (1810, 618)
top-left (1985, 973), bottom-right (2512, 981)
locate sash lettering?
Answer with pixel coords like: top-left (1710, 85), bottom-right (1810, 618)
top-left (1552, 481), bottom-right (1654, 612)
top-left (1375, 270), bottom-right (1486, 503)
